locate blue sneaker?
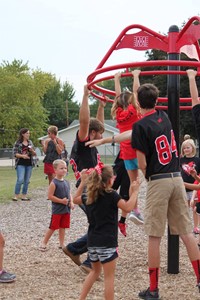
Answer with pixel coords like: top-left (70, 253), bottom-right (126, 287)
top-left (0, 270), bottom-right (16, 283)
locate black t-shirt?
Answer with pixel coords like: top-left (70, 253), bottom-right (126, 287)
top-left (70, 131), bottom-right (101, 181)
top-left (180, 156), bottom-right (200, 192)
top-left (82, 190), bottom-right (121, 248)
top-left (18, 144), bottom-right (32, 166)
top-left (131, 110), bottom-right (179, 179)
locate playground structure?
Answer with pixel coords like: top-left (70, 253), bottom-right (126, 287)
top-left (87, 16), bottom-right (200, 110)
top-left (87, 16), bottom-right (200, 275)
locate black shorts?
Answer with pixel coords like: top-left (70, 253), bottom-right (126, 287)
top-left (196, 202), bottom-right (200, 215)
top-left (112, 158), bottom-right (130, 200)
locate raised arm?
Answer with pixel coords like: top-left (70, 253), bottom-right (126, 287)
top-left (132, 69), bottom-right (141, 94)
top-left (96, 100), bottom-right (106, 124)
top-left (78, 85), bottom-right (90, 141)
top-left (114, 72), bottom-right (122, 97)
top-left (186, 69), bottom-right (200, 107)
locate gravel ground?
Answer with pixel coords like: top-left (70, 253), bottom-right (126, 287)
top-left (1, 179), bottom-right (200, 300)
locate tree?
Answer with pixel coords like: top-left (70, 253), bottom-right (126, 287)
top-left (0, 60), bottom-right (54, 147)
top-left (41, 79), bottom-right (78, 129)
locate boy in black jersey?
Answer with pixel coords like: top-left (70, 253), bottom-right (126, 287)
top-left (131, 83), bottom-right (200, 299)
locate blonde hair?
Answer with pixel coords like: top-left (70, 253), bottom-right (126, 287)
top-left (86, 165), bottom-right (114, 205)
top-left (184, 134), bottom-right (191, 140)
top-left (111, 91), bottom-right (140, 119)
top-left (181, 139), bottom-right (196, 157)
top-left (48, 125), bottom-right (58, 135)
top-left (53, 159), bottom-right (67, 169)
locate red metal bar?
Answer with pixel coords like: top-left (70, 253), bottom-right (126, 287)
top-left (177, 16), bottom-right (200, 42)
top-left (87, 60), bottom-right (200, 84)
top-left (94, 24), bottom-right (167, 73)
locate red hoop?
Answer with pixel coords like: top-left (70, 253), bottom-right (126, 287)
top-left (87, 60), bottom-right (200, 110)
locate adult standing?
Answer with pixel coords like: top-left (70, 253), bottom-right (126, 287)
top-left (41, 125), bottom-right (64, 184)
top-left (12, 128), bottom-right (36, 201)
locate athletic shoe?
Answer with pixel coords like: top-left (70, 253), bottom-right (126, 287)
top-left (62, 247), bottom-right (81, 266)
top-left (138, 287), bottom-right (160, 299)
top-left (197, 282), bottom-right (200, 292)
top-left (118, 221), bottom-right (127, 237)
top-left (0, 270), bottom-right (16, 283)
top-left (129, 211), bottom-right (144, 225)
top-left (193, 227), bottom-right (200, 234)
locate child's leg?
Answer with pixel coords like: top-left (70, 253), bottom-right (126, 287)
top-left (193, 210), bottom-right (199, 230)
top-left (102, 258), bottom-right (117, 300)
top-left (41, 228), bottom-right (54, 247)
top-left (0, 232), bottom-right (5, 271)
top-left (127, 169), bottom-right (138, 198)
top-left (79, 261), bottom-right (102, 300)
top-left (198, 213), bottom-right (200, 246)
top-left (127, 169), bottom-right (144, 225)
top-left (58, 228), bottom-right (65, 248)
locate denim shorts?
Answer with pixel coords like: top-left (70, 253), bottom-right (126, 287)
top-left (88, 246), bottom-right (118, 264)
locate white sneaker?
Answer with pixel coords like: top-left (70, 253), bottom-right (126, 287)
top-left (129, 211), bottom-right (144, 225)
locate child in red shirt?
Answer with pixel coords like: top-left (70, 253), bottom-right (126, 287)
top-left (111, 70), bottom-right (143, 236)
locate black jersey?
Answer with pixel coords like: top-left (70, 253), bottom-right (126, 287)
top-left (180, 156), bottom-right (200, 192)
top-left (70, 131), bottom-right (101, 181)
top-left (131, 110), bottom-right (179, 180)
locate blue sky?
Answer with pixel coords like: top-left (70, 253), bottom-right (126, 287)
top-left (1, 0), bottom-right (199, 102)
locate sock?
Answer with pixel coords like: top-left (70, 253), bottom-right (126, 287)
top-left (149, 267), bottom-right (159, 291)
top-left (133, 208), bottom-right (139, 214)
top-left (119, 217), bottom-right (126, 224)
top-left (191, 260), bottom-right (200, 283)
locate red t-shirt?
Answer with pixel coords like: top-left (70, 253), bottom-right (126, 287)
top-left (116, 104), bottom-right (142, 160)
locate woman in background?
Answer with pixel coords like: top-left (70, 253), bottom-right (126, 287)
top-left (13, 128), bottom-right (36, 201)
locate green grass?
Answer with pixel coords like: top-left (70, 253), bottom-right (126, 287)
top-left (0, 162), bottom-right (75, 203)
top-left (0, 156), bottom-right (115, 203)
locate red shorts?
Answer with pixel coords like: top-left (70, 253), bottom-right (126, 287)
top-left (44, 163), bottom-right (55, 175)
top-left (49, 213), bottom-right (70, 230)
